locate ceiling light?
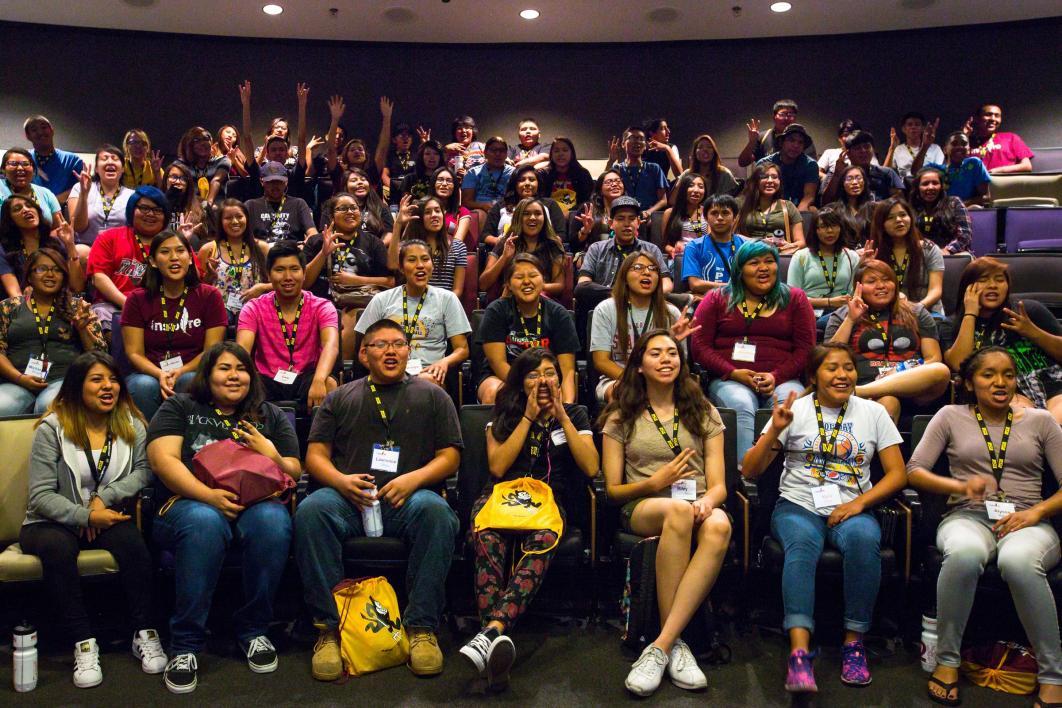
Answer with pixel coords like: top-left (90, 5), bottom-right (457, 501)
top-left (770, 2), bottom-right (792, 11)
top-left (520, 9), bottom-right (540, 20)
top-left (263, 4), bottom-right (283, 15)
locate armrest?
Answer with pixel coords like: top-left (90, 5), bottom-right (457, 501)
top-left (727, 489), bottom-right (751, 575)
top-left (875, 496), bottom-right (913, 583)
top-left (586, 483), bottom-right (597, 567)
top-left (137, 487), bottom-right (156, 536)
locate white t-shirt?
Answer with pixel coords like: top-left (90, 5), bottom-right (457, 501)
top-left (354, 285), bottom-right (471, 365)
top-left (817, 147), bottom-right (878, 175)
top-left (590, 298), bottom-right (681, 366)
top-left (892, 143), bottom-right (945, 180)
top-left (767, 394), bottom-right (902, 515)
top-left (69, 182), bottom-right (133, 246)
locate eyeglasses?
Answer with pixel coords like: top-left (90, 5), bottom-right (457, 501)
top-left (126, 139), bottom-right (146, 147)
top-left (135, 205), bottom-right (165, 216)
top-left (32, 265), bottom-right (62, 275)
top-left (334, 205), bottom-right (360, 214)
top-left (602, 178), bottom-right (623, 186)
top-left (191, 136), bottom-right (212, 144)
top-left (843, 175), bottom-right (864, 183)
top-left (526, 370), bottom-right (559, 382)
top-left (168, 175), bottom-right (187, 183)
top-left (630, 263), bottom-right (659, 274)
top-left (435, 178), bottom-right (454, 186)
top-left (365, 340), bottom-right (410, 352)
top-left (5, 161), bottom-right (32, 169)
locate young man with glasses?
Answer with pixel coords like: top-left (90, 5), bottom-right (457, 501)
top-left (294, 318), bottom-right (462, 681)
top-left (461, 136), bottom-right (514, 231)
top-left (607, 127), bottom-right (668, 218)
top-left (23, 114), bottom-right (84, 204)
top-left (821, 131), bottom-right (904, 203)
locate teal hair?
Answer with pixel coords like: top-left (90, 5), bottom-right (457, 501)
top-left (724, 239), bottom-right (791, 312)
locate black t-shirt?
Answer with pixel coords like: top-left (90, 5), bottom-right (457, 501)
top-left (975, 299), bottom-right (1062, 375)
top-left (487, 403), bottom-right (591, 505)
top-left (475, 297), bottom-right (579, 382)
top-left (245, 195), bottom-right (315, 244)
top-left (146, 394), bottom-right (300, 497)
top-left (303, 230), bottom-right (390, 299)
top-left (307, 376), bottom-right (463, 492)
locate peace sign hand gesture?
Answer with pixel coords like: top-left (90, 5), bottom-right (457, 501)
top-left (769, 390), bottom-right (797, 433)
top-left (1001, 301), bottom-right (1038, 339)
top-left (238, 80), bottom-right (252, 106)
top-left (669, 304), bottom-right (701, 342)
top-left (607, 136), bottom-right (622, 162)
top-left (574, 203), bottom-right (594, 235)
top-left (296, 82), bottom-right (310, 104)
top-left (416, 126), bottom-right (431, 143)
top-left (846, 283), bottom-right (868, 322)
top-left (150, 150), bottom-right (163, 173)
top-left (922, 117), bottom-right (940, 148)
top-left (53, 213), bottom-right (75, 250)
top-left (74, 165), bottom-right (93, 194)
top-left (175, 212), bottom-right (196, 240)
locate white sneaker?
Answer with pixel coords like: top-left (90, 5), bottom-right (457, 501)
top-left (625, 644), bottom-right (668, 696)
top-left (132, 629), bottom-right (168, 674)
top-left (668, 639), bottom-right (707, 690)
top-left (73, 638), bottom-right (103, 688)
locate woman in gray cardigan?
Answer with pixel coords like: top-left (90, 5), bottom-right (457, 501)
top-left (19, 351), bottom-right (166, 689)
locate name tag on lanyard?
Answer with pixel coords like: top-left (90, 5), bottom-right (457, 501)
top-left (732, 341), bottom-right (757, 362)
top-left (24, 357), bottom-right (51, 379)
top-left (811, 483), bottom-right (843, 510)
top-left (371, 443), bottom-right (400, 474)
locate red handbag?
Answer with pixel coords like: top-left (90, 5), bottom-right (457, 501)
top-left (191, 438), bottom-right (295, 506)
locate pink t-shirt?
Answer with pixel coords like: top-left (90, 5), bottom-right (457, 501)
top-left (972, 132), bottom-right (1034, 172)
top-left (237, 291), bottom-right (338, 377)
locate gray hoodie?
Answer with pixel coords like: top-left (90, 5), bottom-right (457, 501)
top-left (23, 413), bottom-right (150, 530)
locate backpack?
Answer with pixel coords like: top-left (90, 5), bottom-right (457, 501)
top-left (333, 576), bottom-right (410, 676)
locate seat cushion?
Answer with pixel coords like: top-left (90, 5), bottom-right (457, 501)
top-left (759, 536), bottom-right (897, 578)
top-left (342, 536), bottom-right (409, 562)
top-left (0, 543), bottom-right (118, 583)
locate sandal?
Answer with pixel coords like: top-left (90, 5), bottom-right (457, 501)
top-left (927, 675), bottom-right (961, 706)
top-left (1033, 701), bottom-right (1062, 708)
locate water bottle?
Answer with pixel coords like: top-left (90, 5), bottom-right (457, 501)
top-left (13, 621), bottom-right (38, 692)
top-left (920, 614), bottom-right (938, 672)
top-left (361, 488), bottom-right (383, 538)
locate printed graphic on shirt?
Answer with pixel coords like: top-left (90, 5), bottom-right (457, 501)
top-left (149, 307), bottom-right (203, 334)
top-left (505, 330), bottom-right (552, 360)
top-left (260, 211), bottom-right (291, 240)
top-left (851, 318), bottom-right (918, 380)
top-left (800, 419), bottom-right (867, 488)
top-left (116, 258), bottom-right (147, 281)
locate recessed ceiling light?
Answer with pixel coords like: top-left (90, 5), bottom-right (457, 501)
top-left (770, 2), bottom-right (792, 11)
top-left (520, 9), bottom-right (540, 20)
top-left (263, 4), bottom-right (283, 15)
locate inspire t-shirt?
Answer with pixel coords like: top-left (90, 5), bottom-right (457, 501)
top-left (120, 283), bottom-right (227, 365)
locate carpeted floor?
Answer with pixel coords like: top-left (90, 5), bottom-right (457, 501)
top-left (1, 618), bottom-right (1033, 707)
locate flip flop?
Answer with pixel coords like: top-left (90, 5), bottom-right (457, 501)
top-left (1033, 700), bottom-right (1062, 708)
top-left (927, 675), bottom-right (961, 706)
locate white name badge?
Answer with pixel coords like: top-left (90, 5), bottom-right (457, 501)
top-left (405, 358), bottom-right (423, 376)
top-left (24, 357), bottom-right (51, 379)
top-left (732, 341), bottom-right (757, 362)
top-left (812, 483), bottom-right (843, 510)
top-left (671, 479), bottom-right (697, 501)
top-left (985, 500), bottom-right (1016, 520)
top-left (226, 291), bottom-right (244, 310)
top-left (371, 444), bottom-right (400, 474)
top-left (813, 308), bottom-right (824, 318)
top-left (550, 428), bottom-right (568, 447)
top-left (273, 369), bottom-right (298, 385)
top-left (159, 356), bottom-right (184, 373)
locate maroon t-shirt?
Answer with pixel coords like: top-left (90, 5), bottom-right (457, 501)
top-left (120, 283), bottom-right (227, 365)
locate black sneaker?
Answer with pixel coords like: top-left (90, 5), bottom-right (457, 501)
top-left (164, 653), bottom-right (198, 694)
top-left (241, 636), bottom-right (278, 674)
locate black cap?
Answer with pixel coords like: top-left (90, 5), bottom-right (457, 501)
top-left (779, 123), bottom-right (812, 143)
top-left (609, 195), bottom-right (642, 218)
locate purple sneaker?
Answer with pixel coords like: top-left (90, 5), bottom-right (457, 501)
top-left (785, 649), bottom-right (818, 693)
top-left (841, 640), bottom-right (872, 686)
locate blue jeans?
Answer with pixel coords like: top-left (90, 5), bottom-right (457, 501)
top-left (0, 379), bottom-right (63, 416)
top-left (770, 498), bottom-right (881, 634)
top-left (295, 486), bottom-right (459, 631)
top-left (125, 372), bottom-right (194, 421)
top-left (708, 377), bottom-right (805, 460)
top-left (152, 498), bottom-right (293, 654)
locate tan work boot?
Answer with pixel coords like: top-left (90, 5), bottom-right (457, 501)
top-left (408, 629), bottom-right (444, 676)
top-left (312, 629), bottom-right (342, 681)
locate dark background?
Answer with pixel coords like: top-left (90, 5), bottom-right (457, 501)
top-left (2, 17), bottom-right (1060, 162)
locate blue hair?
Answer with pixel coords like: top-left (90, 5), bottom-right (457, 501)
top-left (124, 186), bottom-right (171, 226)
top-left (724, 239), bottom-right (791, 312)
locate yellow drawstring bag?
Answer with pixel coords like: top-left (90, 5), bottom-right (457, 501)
top-left (472, 477), bottom-right (564, 556)
top-left (333, 576), bottom-right (409, 676)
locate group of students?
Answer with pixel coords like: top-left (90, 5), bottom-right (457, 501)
top-left (1, 97), bottom-right (1058, 703)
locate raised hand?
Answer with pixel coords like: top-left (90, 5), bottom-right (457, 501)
top-left (238, 80), bottom-right (252, 105)
top-left (922, 117), bottom-right (939, 148)
top-left (574, 203), bottom-right (594, 235)
top-left (416, 125), bottom-right (431, 143)
top-left (379, 96), bottom-right (394, 119)
top-left (394, 194), bottom-right (418, 228)
top-left (74, 165), bottom-right (93, 194)
top-left (203, 247), bottom-right (220, 277)
top-left (501, 235), bottom-right (517, 260)
top-left (296, 82), bottom-right (310, 104)
top-left (1001, 301), bottom-right (1037, 339)
top-left (306, 134), bottom-right (326, 154)
top-left (175, 212), bottom-right (196, 240)
top-left (963, 281), bottom-right (983, 315)
top-left (669, 304), bottom-right (701, 342)
top-left (962, 116), bottom-right (974, 136)
top-left (746, 118), bottom-right (761, 143)
top-left (321, 224), bottom-right (338, 255)
top-left (328, 94), bottom-right (346, 121)
top-left (70, 298), bottom-right (95, 331)
top-left (858, 239), bottom-right (875, 260)
top-left (846, 282), bottom-right (868, 322)
top-left (648, 138), bottom-right (668, 152)
top-left (150, 149), bottom-right (163, 173)
top-left (546, 377), bottom-right (568, 420)
top-left (769, 390), bottom-right (797, 433)
top-left (523, 382), bottom-right (542, 421)
top-left (53, 213), bottom-right (75, 250)
top-left (607, 136), bottom-right (622, 161)
top-left (889, 127), bottom-right (899, 150)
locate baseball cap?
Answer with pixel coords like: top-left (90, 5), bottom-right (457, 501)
top-left (610, 195), bottom-right (642, 218)
top-left (261, 161), bottom-right (289, 182)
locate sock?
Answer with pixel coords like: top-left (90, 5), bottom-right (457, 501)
top-left (482, 626), bottom-right (500, 640)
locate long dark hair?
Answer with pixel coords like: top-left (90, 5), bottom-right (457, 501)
top-left (852, 259), bottom-right (919, 334)
top-left (189, 342), bottom-right (266, 422)
top-left (42, 351), bottom-right (145, 448)
top-left (211, 198), bottom-right (267, 283)
top-left (24, 248), bottom-right (78, 319)
top-left (502, 165), bottom-right (543, 208)
top-left (736, 163), bottom-right (784, 233)
top-left (163, 161), bottom-right (204, 226)
top-left (686, 134), bottom-right (724, 195)
top-left (508, 198), bottom-right (565, 277)
top-left (664, 173), bottom-right (707, 248)
top-left (908, 167), bottom-right (962, 250)
top-left (91, 144), bottom-right (125, 184)
top-left (339, 168), bottom-right (389, 237)
top-left (491, 347), bottom-right (560, 440)
top-left (402, 195), bottom-right (450, 267)
top-left (540, 137), bottom-right (593, 204)
top-left (0, 194), bottom-right (50, 255)
top-left (591, 169), bottom-right (625, 217)
top-left (139, 230), bottom-right (201, 297)
top-left (839, 165), bottom-right (874, 211)
top-left (870, 197), bottom-right (926, 297)
top-left (598, 328), bottom-right (719, 438)
top-left (612, 253), bottom-right (674, 363)
top-left (952, 256), bottom-right (1012, 331)
top-left (430, 166), bottom-right (461, 215)
top-left (413, 140), bottom-right (444, 181)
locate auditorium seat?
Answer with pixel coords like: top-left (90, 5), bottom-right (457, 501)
top-left (968, 207), bottom-right (1001, 255)
top-left (990, 174), bottom-right (1062, 206)
top-left (1031, 147), bottom-right (1062, 174)
top-left (941, 254), bottom-right (975, 316)
top-left (993, 252), bottom-right (1062, 316)
top-left (1003, 207), bottom-right (1062, 252)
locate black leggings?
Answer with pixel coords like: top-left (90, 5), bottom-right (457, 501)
top-left (19, 521), bottom-right (154, 643)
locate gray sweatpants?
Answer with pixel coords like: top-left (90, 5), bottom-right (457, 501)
top-left (935, 509), bottom-right (1062, 685)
